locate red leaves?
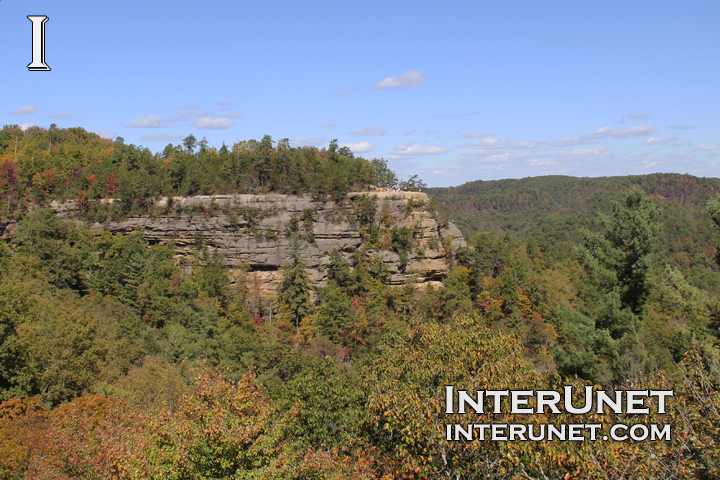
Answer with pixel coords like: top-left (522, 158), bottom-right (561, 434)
top-left (0, 159), bottom-right (18, 188)
top-left (106, 174), bottom-right (119, 195)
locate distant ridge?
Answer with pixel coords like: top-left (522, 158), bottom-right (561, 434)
top-left (426, 173), bottom-right (720, 287)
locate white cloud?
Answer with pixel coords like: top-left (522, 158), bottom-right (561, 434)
top-left (374, 70), bottom-right (426, 90)
top-left (460, 131), bottom-right (491, 138)
top-left (224, 112), bottom-right (243, 118)
top-left (530, 159), bottom-right (559, 166)
top-left (698, 143), bottom-right (719, 151)
top-left (388, 142), bottom-right (450, 158)
top-left (337, 88), bottom-right (359, 96)
top-left (461, 148), bottom-right (491, 157)
top-left (341, 141), bottom-right (375, 153)
top-left (140, 134), bottom-right (184, 142)
top-left (612, 124), bottom-right (656, 139)
top-left (507, 140), bottom-right (541, 149)
top-left (20, 122), bottom-right (37, 131)
top-left (551, 137), bottom-right (584, 147)
top-left (94, 130), bottom-right (117, 139)
top-left (584, 126), bottom-right (615, 140)
top-left (126, 115), bottom-right (170, 128)
top-left (289, 136), bottom-right (328, 147)
top-left (350, 127), bottom-right (387, 136)
top-left (425, 128), bottom-right (438, 134)
top-left (321, 122), bottom-right (337, 128)
top-left (458, 150), bottom-right (532, 164)
top-left (403, 129), bottom-right (416, 136)
top-left (669, 125), bottom-right (698, 130)
top-left (458, 136), bottom-right (510, 148)
top-left (551, 124), bottom-right (655, 146)
top-left (8, 104), bottom-right (38, 116)
top-left (46, 112), bottom-right (76, 119)
top-left (674, 140), bottom-right (691, 147)
top-left (620, 112), bottom-right (649, 123)
top-left (183, 103), bottom-right (200, 109)
top-left (482, 152), bottom-right (531, 163)
top-left (644, 137), bottom-right (672, 145)
top-left (218, 102), bottom-right (234, 107)
top-left (557, 146), bottom-right (609, 157)
top-left (468, 57), bottom-right (484, 67)
top-left (192, 117), bottom-right (235, 129)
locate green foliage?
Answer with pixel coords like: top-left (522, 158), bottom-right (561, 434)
top-left (0, 125), bottom-right (400, 223)
top-left (429, 174), bottom-right (720, 297)
top-left (0, 278), bottom-right (33, 399)
top-left (13, 208), bottom-right (86, 290)
top-left (574, 186), bottom-right (661, 313)
top-left (279, 237), bottom-right (312, 330)
top-left (3, 143), bottom-right (720, 477)
top-left (710, 194), bottom-right (720, 267)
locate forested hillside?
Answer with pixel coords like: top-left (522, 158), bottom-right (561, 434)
top-left (1, 126), bottom-right (720, 478)
top-left (0, 124), bottom-right (398, 223)
top-left (428, 174), bottom-right (720, 296)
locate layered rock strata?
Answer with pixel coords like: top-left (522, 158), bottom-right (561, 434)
top-left (7, 191), bottom-right (466, 289)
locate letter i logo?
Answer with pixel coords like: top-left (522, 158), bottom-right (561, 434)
top-left (27, 15), bottom-right (50, 71)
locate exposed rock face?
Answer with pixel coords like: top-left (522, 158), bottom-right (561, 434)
top-left (13, 191), bottom-right (466, 289)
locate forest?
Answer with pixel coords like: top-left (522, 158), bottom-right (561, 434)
top-left (0, 124), bottom-right (719, 479)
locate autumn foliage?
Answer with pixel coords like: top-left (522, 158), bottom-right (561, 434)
top-left (1, 125), bottom-right (720, 477)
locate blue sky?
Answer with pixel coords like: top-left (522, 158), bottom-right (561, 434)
top-left (1, 1), bottom-right (718, 187)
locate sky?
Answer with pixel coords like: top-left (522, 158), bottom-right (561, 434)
top-left (1, 1), bottom-right (718, 187)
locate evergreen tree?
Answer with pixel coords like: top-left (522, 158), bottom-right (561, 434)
top-left (182, 134), bottom-right (197, 153)
top-left (574, 186), bottom-right (661, 314)
top-left (279, 236), bottom-right (312, 331)
top-left (709, 194), bottom-right (720, 267)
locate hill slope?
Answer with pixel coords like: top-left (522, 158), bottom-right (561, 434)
top-left (427, 173), bottom-right (720, 294)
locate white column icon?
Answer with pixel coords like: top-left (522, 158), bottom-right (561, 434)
top-left (27, 15), bottom-right (51, 71)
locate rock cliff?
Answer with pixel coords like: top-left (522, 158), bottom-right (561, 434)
top-left (6, 191), bottom-right (466, 289)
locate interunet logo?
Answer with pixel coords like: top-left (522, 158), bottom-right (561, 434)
top-left (444, 386), bottom-right (673, 442)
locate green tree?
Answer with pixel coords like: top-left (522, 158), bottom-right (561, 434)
top-left (13, 209), bottom-right (86, 290)
top-left (574, 186), bottom-right (661, 314)
top-left (709, 194), bottom-right (720, 267)
top-left (182, 134), bottom-right (197, 153)
top-left (279, 236), bottom-right (312, 331)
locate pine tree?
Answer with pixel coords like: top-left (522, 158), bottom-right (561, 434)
top-left (279, 236), bottom-right (312, 331)
top-left (709, 194), bottom-right (720, 267)
top-left (574, 186), bottom-right (661, 314)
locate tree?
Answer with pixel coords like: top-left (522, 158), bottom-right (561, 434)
top-left (399, 174), bottom-right (426, 192)
top-left (182, 134), bottom-right (197, 153)
top-left (709, 194), bottom-right (720, 267)
top-left (13, 209), bottom-right (85, 290)
top-left (198, 136), bottom-right (209, 154)
top-left (370, 158), bottom-right (397, 189)
top-left (574, 186), bottom-right (661, 314)
top-left (0, 278), bottom-right (34, 399)
top-left (0, 159), bottom-right (19, 214)
top-left (279, 236), bottom-right (312, 332)
top-left (105, 174), bottom-right (119, 196)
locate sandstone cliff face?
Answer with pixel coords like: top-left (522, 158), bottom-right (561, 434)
top-left (11, 191), bottom-right (466, 289)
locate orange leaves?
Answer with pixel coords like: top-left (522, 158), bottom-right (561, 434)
top-left (0, 396), bottom-right (48, 479)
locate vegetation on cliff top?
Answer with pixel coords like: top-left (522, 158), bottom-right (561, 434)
top-left (0, 124), bottom-right (402, 222)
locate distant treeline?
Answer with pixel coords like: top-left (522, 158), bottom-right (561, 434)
top-left (0, 124), bottom-right (401, 220)
top-left (428, 174), bottom-right (720, 296)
